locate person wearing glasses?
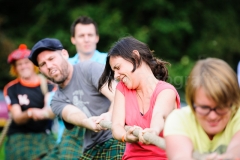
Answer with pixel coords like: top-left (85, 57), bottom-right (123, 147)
top-left (164, 58), bottom-right (240, 160)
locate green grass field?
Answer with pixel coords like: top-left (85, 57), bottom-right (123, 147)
top-left (0, 146), bottom-right (5, 160)
top-left (0, 140), bottom-right (5, 160)
top-left (0, 130), bottom-right (6, 160)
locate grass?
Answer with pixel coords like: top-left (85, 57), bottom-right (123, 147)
top-left (0, 129), bottom-right (6, 160)
top-left (0, 137), bottom-right (5, 160)
top-left (0, 145), bottom-right (5, 160)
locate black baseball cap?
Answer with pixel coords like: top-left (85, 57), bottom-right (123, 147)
top-left (28, 38), bottom-right (64, 66)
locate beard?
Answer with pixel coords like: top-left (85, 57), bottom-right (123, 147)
top-left (47, 74), bottom-right (67, 84)
top-left (43, 60), bottom-right (69, 85)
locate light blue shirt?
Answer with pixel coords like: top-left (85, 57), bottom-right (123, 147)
top-left (68, 50), bottom-right (107, 65)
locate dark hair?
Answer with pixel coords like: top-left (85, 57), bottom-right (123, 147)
top-left (98, 36), bottom-right (170, 91)
top-left (70, 16), bottom-right (98, 37)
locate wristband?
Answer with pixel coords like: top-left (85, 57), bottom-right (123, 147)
top-left (121, 134), bottom-right (125, 142)
top-left (27, 108), bottom-right (32, 117)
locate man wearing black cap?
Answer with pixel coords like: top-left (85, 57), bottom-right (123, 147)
top-left (29, 38), bottom-right (125, 160)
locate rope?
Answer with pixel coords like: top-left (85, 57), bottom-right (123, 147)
top-left (0, 118), bottom-right (12, 148)
top-left (99, 120), bottom-right (206, 159)
top-left (99, 120), bottom-right (166, 149)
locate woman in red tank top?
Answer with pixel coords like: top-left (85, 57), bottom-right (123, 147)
top-left (98, 36), bottom-right (180, 159)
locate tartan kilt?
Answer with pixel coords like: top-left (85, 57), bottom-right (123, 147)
top-left (5, 132), bottom-right (55, 160)
top-left (79, 138), bottom-right (125, 160)
top-left (43, 126), bottom-right (85, 160)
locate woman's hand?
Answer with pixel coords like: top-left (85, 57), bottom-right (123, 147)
top-left (28, 108), bottom-right (49, 121)
top-left (138, 128), bottom-right (158, 144)
top-left (199, 152), bottom-right (234, 160)
top-left (125, 125), bottom-right (141, 143)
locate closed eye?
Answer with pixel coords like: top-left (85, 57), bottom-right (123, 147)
top-left (113, 66), bottom-right (120, 70)
top-left (200, 106), bottom-right (210, 109)
top-left (39, 62), bottom-right (45, 68)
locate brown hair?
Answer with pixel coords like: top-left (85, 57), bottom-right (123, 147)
top-left (70, 16), bottom-right (98, 37)
top-left (185, 58), bottom-right (240, 112)
top-left (98, 36), bottom-right (170, 91)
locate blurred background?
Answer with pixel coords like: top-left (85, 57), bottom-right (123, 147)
top-left (0, 0), bottom-right (240, 100)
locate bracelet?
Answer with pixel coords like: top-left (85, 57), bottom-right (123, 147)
top-left (27, 108), bottom-right (32, 117)
top-left (121, 134), bottom-right (125, 142)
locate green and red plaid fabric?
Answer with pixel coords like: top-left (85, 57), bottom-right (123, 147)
top-left (79, 138), bottom-right (125, 160)
top-left (43, 126), bottom-right (85, 160)
top-left (5, 132), bottom-right (55, 160)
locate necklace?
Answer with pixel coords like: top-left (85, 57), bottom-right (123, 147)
top-left (136, 91), bottom-right (145, 115)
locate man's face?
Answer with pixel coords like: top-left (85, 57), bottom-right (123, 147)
top-left (37, 50), bottom-right (69, 84)
top-left (71, 23), bottom-right (99, 56)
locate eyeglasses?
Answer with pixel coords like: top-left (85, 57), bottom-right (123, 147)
top-left (193, 105), bottom-right (231, 116)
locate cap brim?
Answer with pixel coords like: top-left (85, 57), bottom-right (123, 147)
top-left (29, 47), bottom-right (57, 66)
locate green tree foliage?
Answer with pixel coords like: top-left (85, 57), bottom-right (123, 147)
top-left (0, 0), bottom-right (239, 93)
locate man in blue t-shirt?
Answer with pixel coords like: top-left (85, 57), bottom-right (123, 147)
top-left (69, 15), bottom-right (107, 65)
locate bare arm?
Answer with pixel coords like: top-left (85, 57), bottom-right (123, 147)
top-left (30, 92), bottom-right (55, 120)
top-left (62, 104), bottom-right (105, 132)
top-left (10, 104), bottom-right (31, 124)
top-left (10, 92), bottom-right (55, 123)
top-left (111, 89), bottom-right (139, 143)
top-left (138, 89), bottom-right (177, 144)
top-left (111, 89), bottom-right (126, 141)
top-left (165, 135), bottom-right (194, 160)
top-left (99, 81), bottom-right (117, 113)
top-left (42, 92), bottom-right (55, 118)
top-left (225, 130), bottom-right (240, 156)
top-left (205, 130), bottom-right (240, 159)
top-left (150, 89), bottom-right (177, 134)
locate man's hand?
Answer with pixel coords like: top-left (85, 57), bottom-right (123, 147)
top-left (82, 116), bottom-right (109, 132)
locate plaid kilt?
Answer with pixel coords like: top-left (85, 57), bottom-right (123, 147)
top-left (79, 138), bottom-right (125, 160)
top-left (5, 132), bottom-right (55, 160)
top-left (43, 126), bottom-right (85, 160)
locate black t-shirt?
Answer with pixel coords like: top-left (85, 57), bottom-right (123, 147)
top-left (4, 78), bottom-right (54, 135)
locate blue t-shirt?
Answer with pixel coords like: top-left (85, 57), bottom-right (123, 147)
top-left (68, 50), bottom-right (107, 65)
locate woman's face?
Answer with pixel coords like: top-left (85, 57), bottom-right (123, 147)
top-left (194, 87), bottom-right (232, 137)
top-left (109, 56), bottom-right (137, 89)
top-left (15, 58), bottom-right (35, 79)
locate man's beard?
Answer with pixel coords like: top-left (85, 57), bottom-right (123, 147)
top-left (48, 75), bottom-right (67, 84)
top-left (43, 62), bottom-right (69, 85)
